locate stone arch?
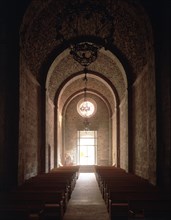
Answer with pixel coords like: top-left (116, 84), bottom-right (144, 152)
top-left (19, 0), bottom-right (156, 184)
top-left (44, 44), bottom-right (128, 169)
top-left (57, 75), bottom-right (117, 167)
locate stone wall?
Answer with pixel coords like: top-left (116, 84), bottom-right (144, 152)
top-left (131, 69), bottom-right (156, 184)
top-left (19, 58), bottom-right (41, 184)
top-left (154, 1), bottom-right (171, 188)
top-left (132, 72), bottom-right (149, 180)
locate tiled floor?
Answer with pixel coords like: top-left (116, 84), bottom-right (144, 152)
top-left (63, 173), bottom-right (110, 220)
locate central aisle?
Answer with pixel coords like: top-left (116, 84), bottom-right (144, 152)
top-left (63, 173), bottom-right (110, 220)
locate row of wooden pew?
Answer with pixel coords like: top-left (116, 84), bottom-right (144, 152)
top-left (0, 166), bottom-right (80, 220)
top-left (95, 165), bottom-right (171, 220)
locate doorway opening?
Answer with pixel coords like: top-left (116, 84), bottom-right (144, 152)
top-left (77, 130), bottom-right (97, 165)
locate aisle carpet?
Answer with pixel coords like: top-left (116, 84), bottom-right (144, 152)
top-left (63, 173), bottom-right (110, 220)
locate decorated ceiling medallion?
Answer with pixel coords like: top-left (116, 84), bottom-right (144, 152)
top-left (77, 98), bottom-right (97, 118)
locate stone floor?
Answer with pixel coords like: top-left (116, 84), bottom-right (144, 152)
top-left (63, 173), bottom-right (110, 220)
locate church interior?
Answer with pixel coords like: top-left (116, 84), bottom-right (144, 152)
top-left (0, 0), bottom-right (171, 219)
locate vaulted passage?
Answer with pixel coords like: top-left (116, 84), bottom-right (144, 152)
top-left (0, 0), bottom-right (171, 217)
top-left (18, 0), bottom-right (158, 185)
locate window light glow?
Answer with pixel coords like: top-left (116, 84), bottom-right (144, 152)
top-left (77, 98), bottom-right (97, 118)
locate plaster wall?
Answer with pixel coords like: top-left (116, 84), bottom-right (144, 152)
top-left (119, 92), bottom-right (128, 171)
top-left (46, 96), bottom-right (55, 171)
top-left (64, 94), bottom-right (111, 166)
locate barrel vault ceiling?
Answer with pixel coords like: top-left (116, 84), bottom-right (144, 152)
top-left (20, 0), bottom-right (151, 113)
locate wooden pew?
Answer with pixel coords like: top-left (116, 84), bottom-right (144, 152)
top-left (0, 167), bottom-right (79, 220)
top-left (129, 199), bottom-right (171, 219)
top-left (0, 207), bottom-right (32, 220)
top-left (95, 166), bottom-right (171, 220)
top-left (0, 191), bottom-right (64, 220)
top-left (0, 192), bottom-right (44, 220)
top-left (104, 180), bottom-right (157, 205)
top-left (18, 170), bottom-right (77, 205)
top-left (109, 191), bottom-right (171, 220)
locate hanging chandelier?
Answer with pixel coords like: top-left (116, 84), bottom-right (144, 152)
top-left (83, 118), bottom-right (90, 131)
top-left (80, 68), bottom-right (91, 131)
top-left (70, 42), bottom-right (100, 67)
top-left (79, 68), bottom-right (90, 117)
top-left (77, 68), bottom-right (95, 131)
